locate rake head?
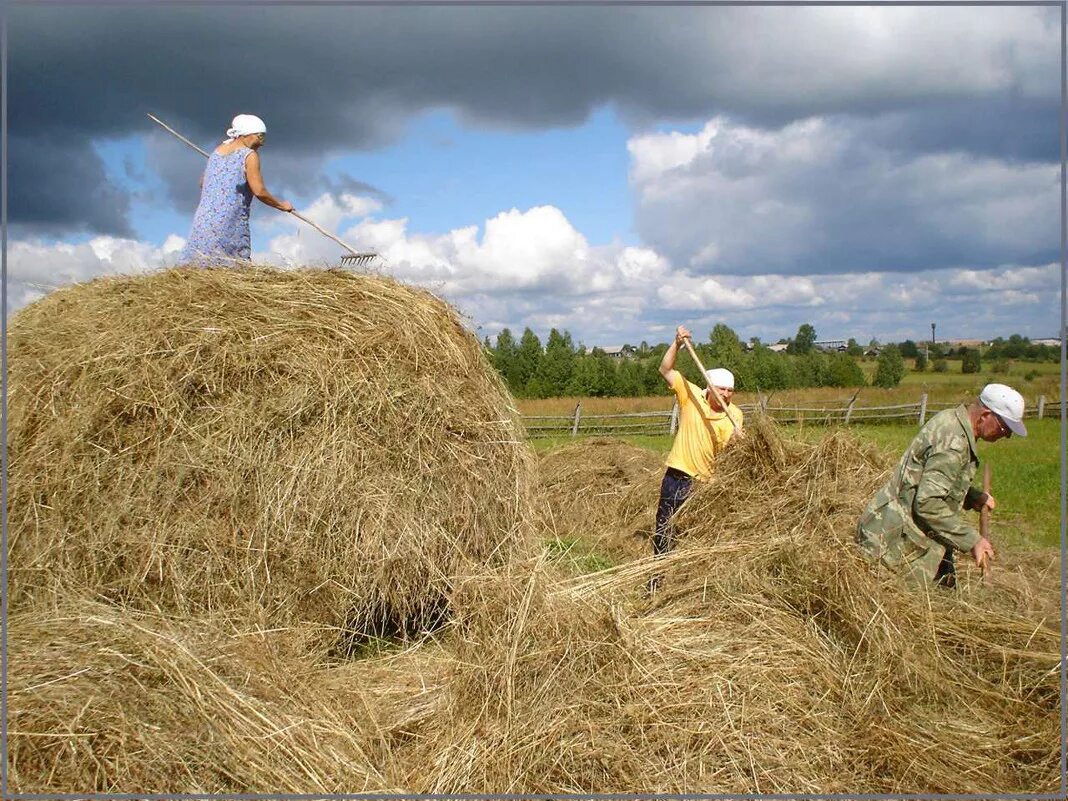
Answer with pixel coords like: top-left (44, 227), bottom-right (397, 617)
top-left (340, 252), bottom-right (379, 267)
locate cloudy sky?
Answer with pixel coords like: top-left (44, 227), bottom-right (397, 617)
top-left (5, 2), bottom-right (1062, 348)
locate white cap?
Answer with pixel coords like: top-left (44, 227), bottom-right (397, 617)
top-left (705, 367), bottom-right (735, 389)
top-left (979, 383), bottom-right (1027, 437)
top-left (226, 114), bottom-right (267, 139)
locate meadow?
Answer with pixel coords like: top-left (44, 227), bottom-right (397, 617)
top-left (528, 409), bottom-right (1062, 550)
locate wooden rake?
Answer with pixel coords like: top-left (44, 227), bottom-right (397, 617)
top-left (149, 113), bottom-right (380, 268)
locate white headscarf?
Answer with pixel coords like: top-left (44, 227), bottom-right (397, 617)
top-left (705, 367), bottom-right (735, 389)
top-left (226, 114), bottom-right (266, 140)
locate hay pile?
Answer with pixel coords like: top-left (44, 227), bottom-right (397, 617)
top-left (7, 267), bottom-right (534, 643)
top-left (390, 418), bottom-right (1060, 794)
top-left (8, 275), bottom-right (1059, 796)
top-left (535, 437), bottom-right (663, 562)
top-left (8, 600), bottom-right (395, 793)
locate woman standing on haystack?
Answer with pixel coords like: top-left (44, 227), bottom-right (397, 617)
top-left (180, 114), bottom-right (293, 265)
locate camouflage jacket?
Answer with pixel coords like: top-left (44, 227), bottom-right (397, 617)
top-left (857, 405), bottom-right (988, 581)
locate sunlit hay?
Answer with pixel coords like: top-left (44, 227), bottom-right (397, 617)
top-left (535, 437), bottom-right (664, 562)
top-left (7, 266), bottom-right (535, 647)
top-left (7, 600), bottom-right (397, 794)
top-left (624, 419), bottom-right (1060, 793)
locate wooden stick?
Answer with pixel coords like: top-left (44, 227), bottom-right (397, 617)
top-left (148, 112), bottom-right (368, 259)
top-left (979, 463), bottom-right (993, 584)
top-left (680, 337), bottom-right (738, 431)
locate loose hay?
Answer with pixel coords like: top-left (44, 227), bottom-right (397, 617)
top-left (7, 266), bottom-right (535, 645)
top-left (9, 324), bottom-right (1059, 794)
top-left (392, 418), bottom-right (1060, 794)
top-left (7, 600), bottom-right (395, 793)
top-left (535, 437), bottom-right (664, 562)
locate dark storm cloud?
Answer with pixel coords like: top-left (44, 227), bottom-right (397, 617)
top-left (8, 135), bottom-right (133, 237)
top-left (7, 4), bottom-right (1059, 235)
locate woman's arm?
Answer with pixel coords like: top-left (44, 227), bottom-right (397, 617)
top-left (245, 151), bottom-right (294, 212)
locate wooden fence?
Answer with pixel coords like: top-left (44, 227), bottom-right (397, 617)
top-left (522, 393), bottom-right (1059, 439)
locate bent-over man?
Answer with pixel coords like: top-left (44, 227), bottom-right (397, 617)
top-left (856, 383), bottom-right (1026, 586)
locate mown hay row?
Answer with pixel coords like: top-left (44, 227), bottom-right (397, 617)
top-left (7, 267), bottom-right (536, 646)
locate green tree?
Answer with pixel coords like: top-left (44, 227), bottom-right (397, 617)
top-left (933, 358), bottom-right (949, 373)
top-left (825, 354), bottom-right (866, 387)
top-left (913, 351), bottom-right (928, 372)
top-left (515, 328), bottom-right (543, 396)
top-left (846, 338), bottom-right (864, 357)
top-left (873, 344), bottom-right (906, 388)
top-left (491, 328), bottom-right (522, 393)
top-left (614, 357), bottom-right (647, 396)
top-left (749, 345), bottom-right (796, 390)
top-left (567, 348), bottom-right (616, 396)
top-left (708, 322), bottom-right (744, 367)
top-left (532, 328), bottom-right (577, 396)
top-left (898, 339), bottom-right (919, 359)
top-left (788, 323), bottom-right (817, 355)
top-left (961, 348), bottom-right (982, 374)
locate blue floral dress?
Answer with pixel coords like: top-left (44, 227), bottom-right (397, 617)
top-left (180, 147), bottom-right (254, 264)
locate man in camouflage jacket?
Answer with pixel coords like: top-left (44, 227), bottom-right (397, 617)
top-left (856, 384), bottom-right (1027, 586)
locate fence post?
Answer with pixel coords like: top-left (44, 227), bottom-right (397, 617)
top-left (918, 393), bottom-right (928, 425)
top-left (1038, 395), bottom-right (1045, 419)
top-left (758, 393), bottom-right (768, 413)
top-left (670, 399), bottom-right (679, 435)
top-left (844, 395), bottom-right (858, 425)
top-left (571, 402), bottom-right (581, 437)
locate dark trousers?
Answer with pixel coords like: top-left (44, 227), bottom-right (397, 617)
top-left (653, 467), bottom-right (695, 556)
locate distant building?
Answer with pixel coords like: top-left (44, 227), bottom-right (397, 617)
top-left (1032, 338), bottom-right (1061, 348)
top-left (599, 345), bottom-right (637, 359)
top-left (768, 343), bottom-right (790, 353)
top-left (814, 339), bottom-right (847, 352)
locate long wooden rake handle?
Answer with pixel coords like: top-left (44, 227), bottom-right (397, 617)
top-left (979, 463), bottom-right (993, 583)
top-left (680, 336), bottom-right (738, 432)
top-left (148, 113), bottom-right (372, 261)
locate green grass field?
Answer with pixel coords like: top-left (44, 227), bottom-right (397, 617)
top-left (532, 418), bottom-right (1062, 550)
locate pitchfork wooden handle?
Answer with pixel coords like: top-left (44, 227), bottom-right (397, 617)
top-left (979, 463), bottom-right (993, 583)
top-left (680, 336), bottom-right (738, 431)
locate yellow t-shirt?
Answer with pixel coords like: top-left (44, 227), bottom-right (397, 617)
top-left (665, 374), bottom-right (743, 480)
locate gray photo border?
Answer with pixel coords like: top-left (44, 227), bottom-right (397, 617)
top-left (0, 1), bottom-right (1064, 800)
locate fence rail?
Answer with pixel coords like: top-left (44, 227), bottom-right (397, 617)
top-left (521, 393), bottom-right (1059, 438)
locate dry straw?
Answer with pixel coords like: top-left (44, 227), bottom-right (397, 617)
top-left (394, 418), bottom-right (1060, 794)
top-left (535, 437), bottom-right (664, 562)
top-left (7, 266), bottom-right (535, 648)
top-left (7, 268), bottom-right (1059, 794)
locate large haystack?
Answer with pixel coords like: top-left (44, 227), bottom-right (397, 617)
top-left (7, 267), bottom-right (534, 644)
top-left (8, 600), bottom-right (395, 793)
top-left (535, 437), bottom-right (663, 562)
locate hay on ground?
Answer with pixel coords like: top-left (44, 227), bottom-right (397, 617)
top-left (535, 437), bottom-right (663, 562)
top-left (7, 600), bottom-right (396, 793)
top-left (7, 266), bottom-right (535, 646)
top-left (391, 418), bottom-right (1060, 794)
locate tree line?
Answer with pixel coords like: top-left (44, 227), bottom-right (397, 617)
top-left (483, 323), bottom-right (908, 399)
top-left (483, 325), bottom-right (1057, 399)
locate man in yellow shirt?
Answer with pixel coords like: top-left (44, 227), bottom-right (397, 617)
top-left (653, 325), bottom-right (744, 562)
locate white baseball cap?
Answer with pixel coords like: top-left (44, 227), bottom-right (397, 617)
top-left (979, 383), bottom-right (1027, 437)
top-left (705, 367), bottom-right (735, 389)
